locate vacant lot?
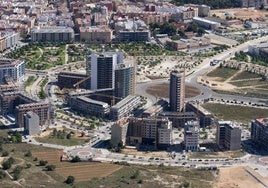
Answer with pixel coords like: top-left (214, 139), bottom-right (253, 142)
top-left (202, 103), bottom-right (268, 123)
top-left (215, 166), bottom-right (267, 188)
top-left (231, 71), bottom-right (261, 81)
top-left (146, 83), bottom-right (201, 98)
top-left (207, 67), bottom-right (238, 81)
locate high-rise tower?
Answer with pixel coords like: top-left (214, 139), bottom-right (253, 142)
top-left (90, 52), bottom-right (123, 90)
top-left (114, 63), bottom-right (135, 98)
top-left (169, 69), bottom-right (185, 112)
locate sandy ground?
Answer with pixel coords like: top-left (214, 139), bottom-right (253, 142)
top-left (211, 8), bottom-right (268, 19)
top-left (122, 148), bottom-right (169, 158)
top-left (215, 166), bottom-right (268, 188)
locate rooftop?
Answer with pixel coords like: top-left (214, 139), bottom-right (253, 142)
top-left (256, 118), bottom-right (268, 126)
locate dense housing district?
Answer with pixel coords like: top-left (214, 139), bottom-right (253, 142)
top-left (1, 0), bottom-right (268, 187)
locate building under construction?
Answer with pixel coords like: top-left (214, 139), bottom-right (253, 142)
top-left (0, 86), bottom-right (53, 128)
top-left (57, 72), bottom-right (90, 89)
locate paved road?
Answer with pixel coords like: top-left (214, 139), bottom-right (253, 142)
top-left (137, 35), bottom-right (268, 108)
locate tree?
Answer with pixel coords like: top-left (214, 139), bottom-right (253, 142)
top-left (46, 165), bottom-right (56, 171)
top-left (39, 160), bottom-right (48, 166)
top-left (65, 176), bottom-right (75, 184)
top-left (2, 151), bottom-right (9, 157)
top-left (25, 151), bottom-right (32, 157)
top-left (0, 170), bottom-right (6, 179)
top-left (71, 156), bottom-right (81, 163)
top-left (13, 166), bottom-right (23, 180)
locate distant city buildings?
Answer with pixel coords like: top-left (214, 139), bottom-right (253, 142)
top-left (184, 120), bottom-right (199, 151)
top-left (0, 59), bottom-right (25, 84)
top-left (31, 27), bottom-right (74, 43)
top-left (0, 32), bottom-right (19, 52)
top-left (169, 70), bottom-right (185, 112)
top-left (251, 118), bottom-right (268, 151)
top-left (216, 121), bottom-right (241, 151)
top-left (79, 26), bottom-right (112, 43)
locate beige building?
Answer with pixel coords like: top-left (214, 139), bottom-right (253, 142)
top-left (111, 117), bottom-right (128, 146)
top-left (80, 26), bottom-right (112, 43)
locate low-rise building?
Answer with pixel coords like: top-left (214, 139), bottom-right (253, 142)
top-left (80, 26), bottom-right (112, 43)
top-left (68, 96), bottom-right (110, 118)
top-left (216, 121), bottom-right (241, 151)
top-left (193, 17), bottom-right (220, 30)
top-left (31, 27), bottom-right (74, 43)
top-left (110, 95), bottom-right (141, 121)
top-left (184, 120), bottom-right (199, 151)
top-left (251, 118), bottom-right (268, 151)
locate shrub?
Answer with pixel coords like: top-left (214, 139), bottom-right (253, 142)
top-left (2, 151), bottom-right (9, 157)
top-left (71, 156), bottom-right (81, 163)
top-left (65, 176), bottom-right (75, 184)
top-left (46, 165), bottom-right (56, 171)
top-left (24, 151), bottom-right (32, 157)
top-left (39, 160), bottom-right (48, 166)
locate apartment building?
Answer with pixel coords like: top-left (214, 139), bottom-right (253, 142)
top-left (110, 95), bottom-right (141, 121)
top-left (80, 26), bottom-right (112, 43)
top-left (251, 118), bottom-right (268, 151)
top-left (216, 121), bottom-right (241, 151)
top-left (68, 95), bottom-right (110, 118)
top-left (184, 120), bottom-right (199, 151)
top-left (0, 59), bottom-right (25, 84)
top-left (169, 70), bottom-right (185, 112)
top-left (111, 117), bottom-right (173, 149)
top-left (15, 102), bottom-right (53, 128)
top-left (0, 32), bottom-right (18, 52)
top-left (114, 63), bottom-right (135, 99)
top-left (31, 27), bottom-right (74, 43)
top-left (91, 52), bottom-right (124, 90)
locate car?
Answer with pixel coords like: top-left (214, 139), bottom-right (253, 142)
top-left (182, 162), bottom-right (187, 165)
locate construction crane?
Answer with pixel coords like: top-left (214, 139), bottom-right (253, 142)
top-left (73, 76), bottom-right (90, 89)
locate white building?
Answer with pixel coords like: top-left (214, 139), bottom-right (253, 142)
top-left (0, 59), bottom-right (25, 84)
top-left (158, 119), bottom-right (173, 146)
top-left (90, 52), bottom-right (124, 90)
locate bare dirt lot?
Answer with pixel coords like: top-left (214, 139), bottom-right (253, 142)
top-left (211, 8), bottom-right (268, 19)
top-left (33, 151), bottom-right (122, 182)
top-left (146, 83), bottom-right (201, 99)
top-left (215, 166), bottom-right (268, 188)
top-left (121, 148), bottom-right (169, 158)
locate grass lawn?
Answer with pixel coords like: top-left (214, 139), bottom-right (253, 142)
top-left (231, 71), bottom-right (261, 81)
top-left (207, 67), bottom-right (238, 81)
top-left (230, 79), bottom-right (268, 87)
top-left (201, 103), bottom-right (268, 123)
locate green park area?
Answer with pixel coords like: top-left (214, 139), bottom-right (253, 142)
top-left (5, 43), bottom-right (66, 70)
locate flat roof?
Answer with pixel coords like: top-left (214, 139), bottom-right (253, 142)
top-left (78, 96), bottom-right (109, 107)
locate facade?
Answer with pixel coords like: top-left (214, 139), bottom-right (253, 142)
top-left (117, 30), bottom-right (150, 42)
top-left (193, 17), bottom-right (220, 30)
top-left (111, 117), bottom-right (128, 146)
top-left (169, 70), bottom-right (185, 112)
top-left (251, 118), bottom-right (268, 151)
top-left (184, 120), bottom-right (199, 151)
top-left (80, 26), bottom-right (112, 43)
top-left (31, 27), bottom-right (74, 43)
top-left (68, 96), bottom-right (110, 118)
top-left (158, 119), bottom-right (173, 148)
top-left (0, 91), bottom-right (37, 116)
top-left (114, 63), bottom-right (135, 99)
top-left (91, 52), bottom-right (124, 90)
top-left (110, 95), bottom-right (141, 121)
top-left (0, 59), bottom-right (25, 84)
top-left (15, 102), bottom-right (53, 128)
top-left (24, 111), bottom-right (40, 135)
top-left (0, 32), bottom-right (19, 52)
top-left (216, 121), bottom-right (241, 151)
top-left (111, 117), bottom-right (173, 149)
